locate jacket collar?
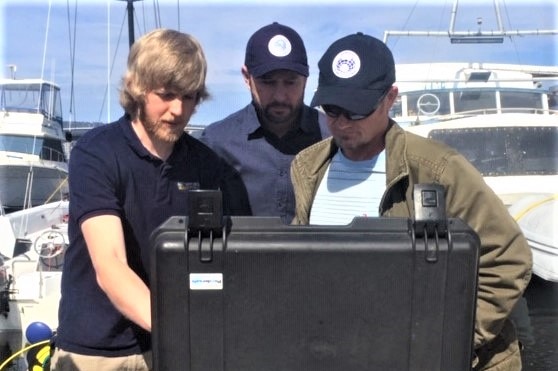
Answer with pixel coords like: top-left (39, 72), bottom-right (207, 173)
top-left (299, 119), bottom-right (410, 184)
top-left (384, 120), bottom-right (410, 187)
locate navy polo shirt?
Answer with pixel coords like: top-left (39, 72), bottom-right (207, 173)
top-left (56, 116), bottom-right (249, 356)
top-left (200, 104), bottom-right (329, 223)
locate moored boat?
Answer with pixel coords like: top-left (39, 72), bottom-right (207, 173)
top-left (385, 0), bottom-right (558, 282)
top-left (0, 78), bottom-right (69, 213)
top-left (0, 200), bottom-right (68, 367)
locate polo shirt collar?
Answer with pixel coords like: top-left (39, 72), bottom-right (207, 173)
top-left (119, 116), bottom-right (153, 160)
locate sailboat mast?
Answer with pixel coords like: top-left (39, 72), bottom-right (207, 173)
top-left (119, 0), bottom-right (142, 48)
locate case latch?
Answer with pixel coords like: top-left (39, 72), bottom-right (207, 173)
top-left (186, 189), bottom-right (223, 263)
top-left (412, 184), bottom-right (448, 262)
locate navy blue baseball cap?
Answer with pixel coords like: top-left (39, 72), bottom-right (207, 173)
top-left (311, 32), bottom-right (396, 115)
top-left (245, 22), bottom-right (309, 78)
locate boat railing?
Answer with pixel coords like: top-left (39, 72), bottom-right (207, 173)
top-left (40, 147), bottom-right (66, 163)
top-left (442, 106), bottom-right (557, 116)
top-left (395, 106), bottom-right (557, 124)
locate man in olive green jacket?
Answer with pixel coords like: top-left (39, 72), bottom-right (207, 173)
top-left (291, 32), bottom-right (531, 370)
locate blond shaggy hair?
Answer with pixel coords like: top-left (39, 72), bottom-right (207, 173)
top-left (119, 28), bottom-right (209, 119)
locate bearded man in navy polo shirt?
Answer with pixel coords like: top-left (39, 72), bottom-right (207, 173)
top-left (51, 29), bottom-right (249, 370)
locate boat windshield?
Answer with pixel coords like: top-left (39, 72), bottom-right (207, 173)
top-left (0, 82), bottom-right (63, 126)
top-left (0, 134), bottom-right (66, 162)
top-left (428, 126), bottom-right (558, 176)
top-left (392, 88), bottom-right (547, 120)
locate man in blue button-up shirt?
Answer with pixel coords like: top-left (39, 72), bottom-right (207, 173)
top-left (201, 22), bottom-right (329, 224)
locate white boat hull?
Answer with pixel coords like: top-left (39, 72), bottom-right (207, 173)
top-left (405, 115), bottom-right (558, 281)
top-left (0, 162), bottom-right (68, 211)
top-left (508, 194), bottom-right (558, 282)
top-left (0, 201), bottom-right (68, 359)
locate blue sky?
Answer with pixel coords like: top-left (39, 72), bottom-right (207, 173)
top-left (1, 0), bottom-right (557, 126)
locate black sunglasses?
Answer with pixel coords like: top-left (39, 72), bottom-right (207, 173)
top-left (321, 90), bottom-right (389, 121)
top-left (321, 105), bottom-right (372, 121)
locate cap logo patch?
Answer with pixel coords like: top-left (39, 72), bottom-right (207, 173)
top-left (332, 50), bottom-right (360, 79)
top-left (268, 34), bottom-right (292, 57)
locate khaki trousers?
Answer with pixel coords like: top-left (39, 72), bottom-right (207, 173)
top-left (50, 348), bottom-right (152, 371)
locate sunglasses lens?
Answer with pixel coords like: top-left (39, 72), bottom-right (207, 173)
top-left (348, 113), bottom-right (368, 120)
top-left (322, 105), bottom-right (369, 120)
top-left (322, 105), bottom-right (342, 117)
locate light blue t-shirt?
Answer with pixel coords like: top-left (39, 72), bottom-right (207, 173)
top-left (309, 149), bottom-right (386, 225)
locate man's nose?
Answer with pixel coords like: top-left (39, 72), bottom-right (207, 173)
top-left (168, 98), bottom-right (184, 116)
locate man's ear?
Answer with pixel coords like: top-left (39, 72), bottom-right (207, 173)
top-left (386, 86), bottom-right (399, 106)
top-left (241, 65), bottom-right (251, 87)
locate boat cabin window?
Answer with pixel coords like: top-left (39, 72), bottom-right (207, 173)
top-left (42, 138), bottom-right (67, 162)
top-left (407, 91), bottom-right (451, 117)
top-left (0, 134), bottom-right (66, 162)
top-left (454, 90), bottom-right (496, 114)
top-left (500, 90), bottom-right (544, 113)
top-left (428, 127), bottom-right (558, 176)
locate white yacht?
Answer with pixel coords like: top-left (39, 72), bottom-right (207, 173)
top-left (0, 78), bottom-right (69, 213)
top-left (383, 0), bottom-right (558, 282)
top-left (388, 43), bottom-right (558, 283)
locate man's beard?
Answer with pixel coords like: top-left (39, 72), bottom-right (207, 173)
top-left (253, 99), bottom-right (303, 127)
top-left (139, 108), bottom-right (182, 143)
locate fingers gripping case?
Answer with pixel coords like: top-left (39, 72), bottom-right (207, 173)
top-left (150, 186), bottom-right (479, 371)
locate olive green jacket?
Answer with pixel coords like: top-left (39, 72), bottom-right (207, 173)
top-left (291, 121), bottom-right (531, 369)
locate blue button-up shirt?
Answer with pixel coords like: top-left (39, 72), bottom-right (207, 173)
top-left (200, 103), bottom-right (329, 223)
